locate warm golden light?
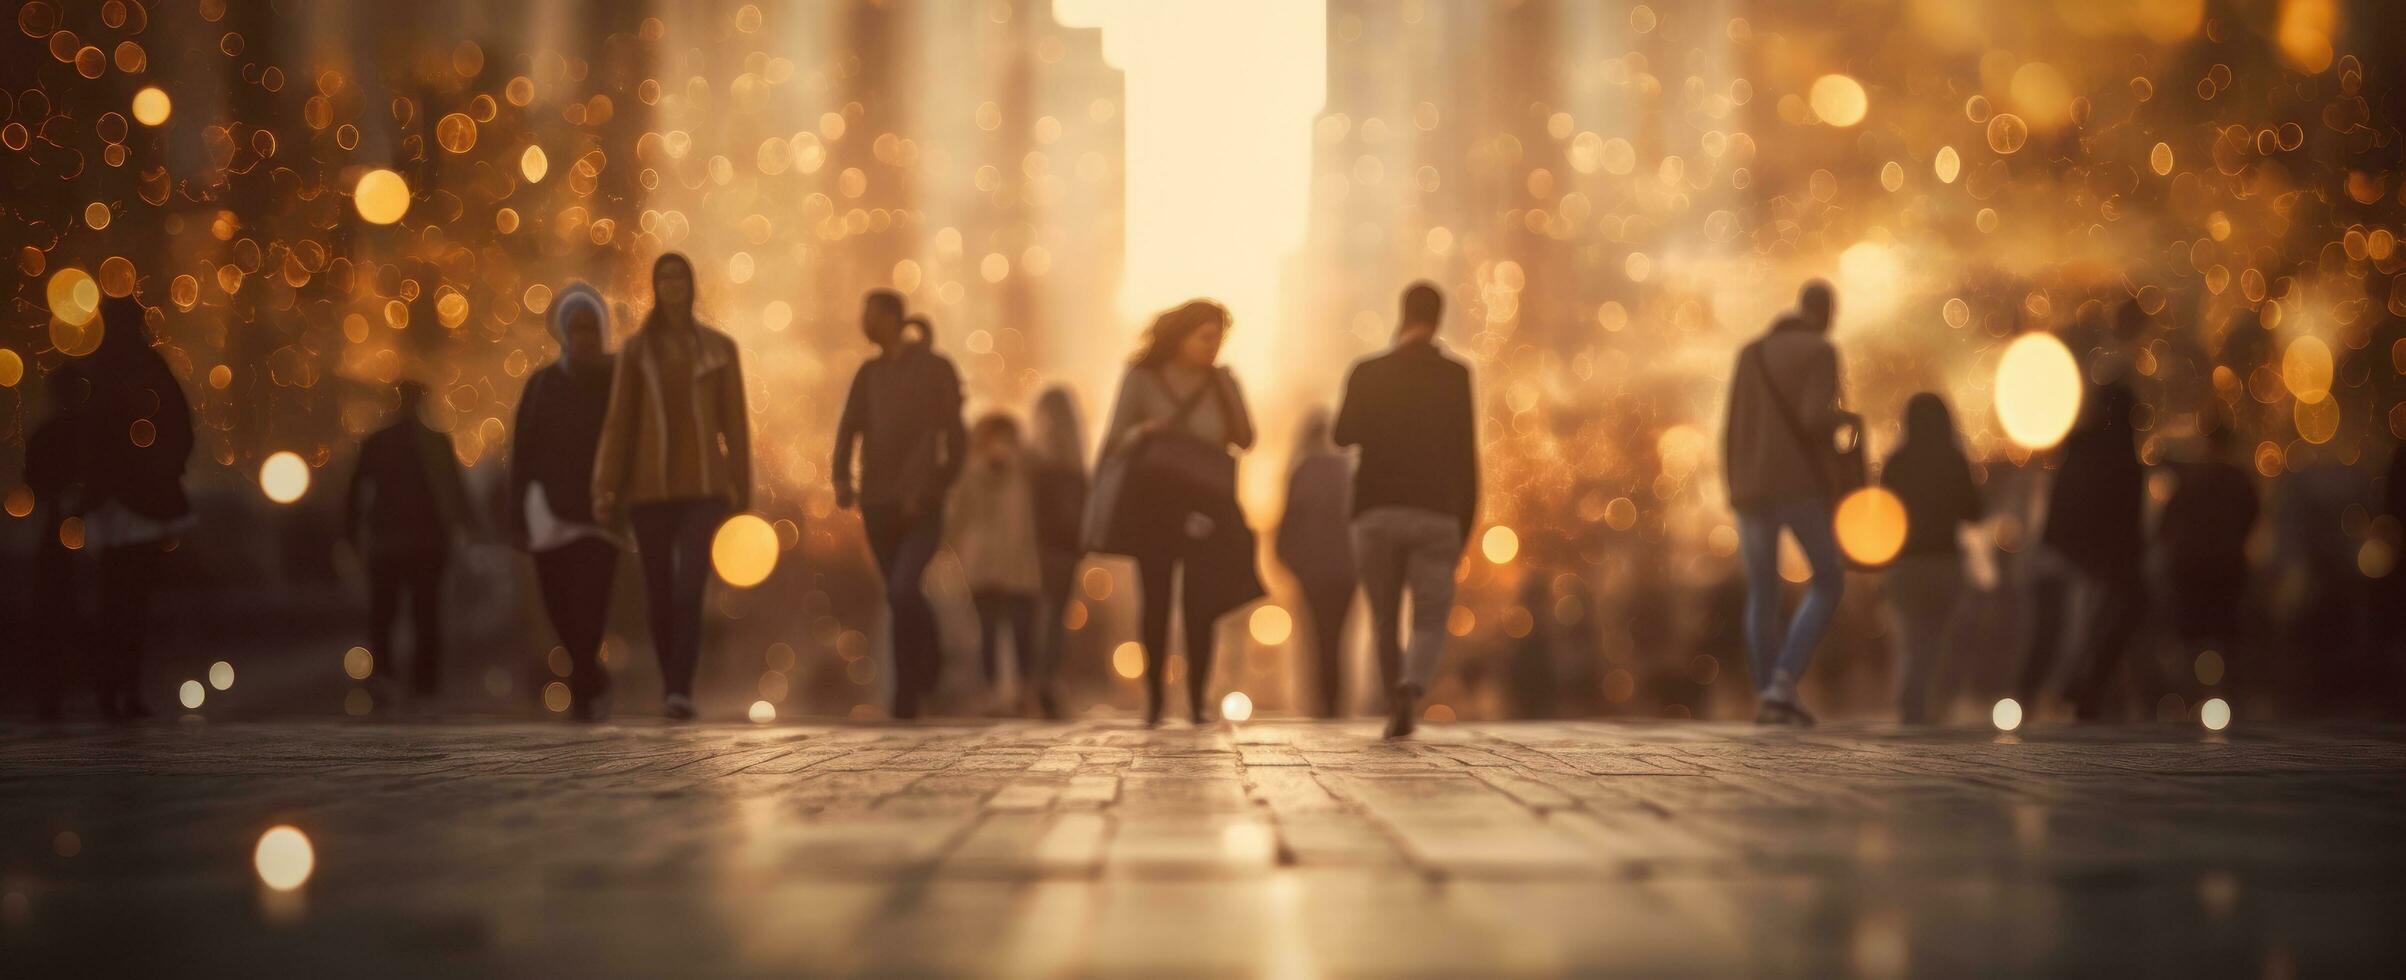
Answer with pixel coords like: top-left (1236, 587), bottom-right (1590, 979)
top-left (342, 646), bottom-right (374, 681)
top-left (260, 451), bottom-right (311, 504)
top-left (2200, 697), bottom-right (2231, 732)
top-left (1992, 698), bottom-right (2024, 732)
top-left (353, 168), bottom-right (411, 225)
top-left (253, 826), bottom-right (315, 891)
top-left (1993, 333), bottom-right (2082, 450)
top-left (1481, 525), bottom-right (1519, 564)
top-left (2281, 336), bottom-right (2333, 402)
top-left (130, 85), bottom-right (171, 126)
top-left (178, 680), bottom-right (205, 709)
top-left (1220, 691), bottom-right (1253, 722)
top-left (1809, 74), bottom-right (1869, 127)
top-left (1834, 486), bottom-right (1908, 566)
top-left (542, 681), bottom-right (571, 713)
top-left (1112, 641), bottom-right (1144, 679)
top-left (710, 513), bottom-right (779, 587)
top-left (1248, 605), bottom-right (1292, 646)
top-left (520, 145), bottom-right (548, 183)
top-left (208, 661), bottom-right (235, 691)
top-left (47, 267), bottom-right (100, 327)
top-left (0, 349), bottom-right (23, 388)
top-left (748, 699), bottom-right (777, 723)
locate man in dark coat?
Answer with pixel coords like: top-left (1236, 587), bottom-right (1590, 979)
top-left (347, 380), bottom-right (472, 702)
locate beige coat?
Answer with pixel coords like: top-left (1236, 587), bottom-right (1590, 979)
top-left (591, 320), bottom-right (752, 520)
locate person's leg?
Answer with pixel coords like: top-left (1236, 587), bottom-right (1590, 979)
top-left (859, 504), bottom-right (916, 717)
top-left (96, 544), bottom-right (159, 715)
top-left (1136, 552), bottom-right (1174, 724)
top-left (1768, 499), bottom-right (1844, 709)
top-left (892, 512), bottom-right (945, 699)
top-left (2069, 576), bottom-right (2145, 720)
top-left (537, 539), bottom-right (618, 713)
top-left (1888, 557), bottom-right (1961, 724)
top-left (1180, 562), bottom-right (1216, 722)
top-left (367, 558), bottom-right (403, 691)
top-left (629, 504), bottom-right (684, 705)
top-left (662, 500), bottom-right (725, 701)
top-left (1352, 515), bottom-right (1409, 703)
top-left (1734, 508), bottom-right (1784, 695)
top-left (972, 591), bottom-right (1006, 687)
top-left (2015, 552), bottom-right (2073, 707)
top-left (407, 554), bottom-right (446, 697)
top-left (1003, 594), bottom-right (1039, 704)
top-left (1306, 584), bottom-right (1351, 718)
top-left (1399, 514), bottom-right (1463, 692)
top-left (1036, 556), bottom-right (1074, 716)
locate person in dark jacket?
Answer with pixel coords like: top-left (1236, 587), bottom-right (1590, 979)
top-left (2156, 416), bottom-right (2257, 691)
top-left (1878, 393), bottom-right (1984, 723)
top-left (1334, 282), bottom-right (1479, 738)
top-left (78, 296), bottom-right (196, 720)
top-left (2017, 379), bottom-right (2147, 720)
top-left (22, 373), bottom-right (90, 720)
top-left (347, 380), bottom-right (472, 702)
top-left (1088, 299), bottom-right (1262, 727)
top-left (1028, 386), bottom-right (1087, 714)
top-left (510, 283), bottom-right (619, 721)
top-left (832, 290), bottom-right (967, 719)
top-left (1276, 408), bottom-right (1356, 719)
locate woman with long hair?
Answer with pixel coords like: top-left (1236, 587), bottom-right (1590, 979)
top-left (1027, 385), bottom-right (1087, 717)
top-left (1087, 300), bottom-right (1262, 726)
top-left (1275, 408), bottom-right (1356, 718)
top-left (79, 296), bottom-right (196, 720)
top-left (1878, 392), bottom-right (1983, 723)
top-left (592, 253), bottom-right (752, 720)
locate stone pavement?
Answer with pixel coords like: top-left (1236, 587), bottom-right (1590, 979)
top-left (3, 720), bottom-right (2403, 977)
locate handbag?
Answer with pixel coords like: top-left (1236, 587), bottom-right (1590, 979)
top-left (1127, 369), bottom-right (1238, 501)
top-left (1745, 341), bottom-right (1867, 498)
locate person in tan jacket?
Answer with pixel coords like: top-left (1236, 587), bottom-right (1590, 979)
top-left (591, 252), bottom-right (752, 720)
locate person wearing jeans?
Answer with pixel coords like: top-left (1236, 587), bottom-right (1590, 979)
top-left (1721, 281), bottom-right (1847, 725)
top-left (833, 290), bottom-right (967, 719)
top-left (1333, 282), bottom-right (1480, 739)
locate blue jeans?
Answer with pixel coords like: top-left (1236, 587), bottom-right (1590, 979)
top-left (1736, 498), bottom-right (1845, 698)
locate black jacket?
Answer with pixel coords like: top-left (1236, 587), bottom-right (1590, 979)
top-left (832, 345), bottom-right (968, 510)
top-left (509, 356), bottom-right (616, 543)
top-left (347, 417), bottom-right (470, 560)
top-left (1332, 339), bottom-right (1480, 537)
top-left (2041, 383), bottom-right (2145, 581)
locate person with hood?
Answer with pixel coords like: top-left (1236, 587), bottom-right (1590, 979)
top-left (592, 253), bottom-right (753, 721)
top-left (832, 290), bottom-right (966, 720)
top-left (2016, 379), bottom-right (2147, 720)
top-left (511, 282), bottom-right (620, 721)
top-left (347, 379), bottom-right (472, 703)
top-left (77, 296), bottom-right (195, 720)
top-left (1878, 393), bottom-right (1984, 723)
top-left (1277, 408), bottom-right (1357, 719)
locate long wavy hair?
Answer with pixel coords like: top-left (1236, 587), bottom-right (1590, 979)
top-left (1129, 299), bottom-right (1229, 369)
top-left (639, 252), bottom-right (697, 334)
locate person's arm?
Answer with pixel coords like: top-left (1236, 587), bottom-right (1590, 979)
top-left (934, 357), bottom-right (969, 498)
top-left (1452, 364), bottom-right (1480, 542)
top-left (1331, 362), bottom-right (1366, 448)
top-left (506, 372), bottom-right (542, 545)
top-left (1220, 367), bottom-right (1256, 452)
top-left (720, 342), bottom-right (753, 513)
top-left (1797, 342), bottom-right (1842, 435)
top-left (831, 365), bottom-right (867, 509)
top-left (589, 342), bottom-right (642, 524)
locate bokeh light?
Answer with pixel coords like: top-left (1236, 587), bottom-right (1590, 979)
top-left (1834, 486), bottom-right (1908, 566)
top-left (1992, 698), bottom-right (2023, 732)
top-left (129, 85), bottom-right (170, 126)
top-left (1112, 642), bottom-right (1144, 679)
top-left (352, 168), bottom-right (410, 225)
top-left (1481, 526), bottom-right (1519, 564)
top-left (710, 514), bottom-right (779, 587)
top-left (1248, 605), bottom-right (1292, 646)
top-left (2200, 697), bottom-right (2231, 732)
top-left (259, 452), bottom-right (311, 504)
top-left (178, 680), bottom-right (205, 709)
top-left (1993, 333), bottom-right (2083, 450)
top-left (253, 826), bottom-right (315, 891)
top-left (1220, 691), bottom-right (1253, 722)
top-left (748, 699), bottom-right (777, 723)
top-left (208, 661), bottom-right (235, 691)
top-left (46, 267), bottom-right (99, 327)
top-left (1809, 74), bottom-right (1868, 126)
top-left (341, 646), bottom-right (374, 681)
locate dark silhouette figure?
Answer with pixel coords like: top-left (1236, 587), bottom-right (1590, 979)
top-left (944, 413), bottom-right (1056, 716)
top-left (832, 291), bottom-right (966, 719)
top-left (1088, 300), bottom-right (1262, 726)
top-left (511, 282), bottom-right (620, 721)
top-left (1028, 386), bottom-right (1087, 714)
top-left (1878, 393), bottom-right (1984, 723)
top-left (1334, 282), bottom-right (1479, 738)
top-left (347, 380), bottom-right (470, 701)
top-left (2157, 417), bottom-right (2258, 688)
top-left (73, 297), bottom-right (196, 720)
top-left (593, 253), bottom-right (753, 721)
top-left (22, 373), bottom-right (90, 720)
top-left (2017, 380), bottom-right (2147, 720)
top-left (1721, 281), bottom-right (1847, 725)
top-left (1275, 409), bottom-right (1356, 719)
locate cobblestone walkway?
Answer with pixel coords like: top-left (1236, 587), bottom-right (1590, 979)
top-left (4, 720), bottom-right (2402, 976)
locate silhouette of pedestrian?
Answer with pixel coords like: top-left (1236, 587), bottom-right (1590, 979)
top-left (1028, 386), bottom-right (1087, 717)
top-left (2016, 380), bottom-right (2147, 720)
top-left (1722, 281), bottom-right (1849, 725)
top-left (1275, 408), bottom-right (1355, 719)
top-left (1087, 300), bottom-right (1262, 726)
top-left (511, 282), bottom-right (621, 721)
top-left (2157, 415), bottom-right (2257, 689)
top-left (592, 253), bottom-right (753, 721)
top-left (22, 372), bottom-right (90, 720)
top-left (346, 380), bottom-right (469, 703)
top-left (1879, 392), bottom-right (1984, 724)
top-left (76, 297), bottom-right (195, 720)
top-left (1334, 282), bottom-right (1479, 738)
top-left (832, 290), bottom-right (966, 720)
top-left (945, 412), bottom-right (1056, 715)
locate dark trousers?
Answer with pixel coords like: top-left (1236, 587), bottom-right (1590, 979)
top-left (2017, 556), bottom-right (2147, 719)
top-left (369, 552), bottom-right (447, 696)
top-left (29, 537), bottom-right (78, 718)
top-left (863, 503), bottom-right (945, 719)
top-left (972, 590), bottom-right (1040, 689)
top-left (631, 499), bottom-right (727, 700)
top-left (1036, 551), bottom-right (1078, 716)
top-left (535, 538), bottom-right (619, 710)
top-left (96, 543), bottom-right (162, 714)
top-left (1299, 581), bottom-right (1354, 718)
top-left (1136, 552), bottom-right (1218, 723)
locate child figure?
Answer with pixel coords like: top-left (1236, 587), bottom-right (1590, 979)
top-left (944, 412), bottom-right (1057, 716)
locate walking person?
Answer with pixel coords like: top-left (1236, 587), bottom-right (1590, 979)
top-left (944, 412), bottom-right (1056, 716)
top-left (1334, 282), bottom-right (1479, 738)
top-left (346, 380), bottom-right (470, 705)
top-left (1721, 280), bottom-right (1849, 725)
top-left (1087, 300), bottom-right (1263, 727)
top-left (23, 373), bottom-right (89, 720)
top-left (1879, 393), bottom-right (1984, 724)
top-left (592, 253), bottom-right (753, 721)
top-left (2015, 380), bottom-right (2147, 720)
top-left (1028, 386), bottom-right (1087, 716)
top-left (2156, 415), bottom-right (2257, 695)
top-left (74, 297), bottom-right (196, 720)
top-left (510, 282), bottom-right (620, 721)
top-left (832, 290), bottom-right (966, 719)
top-left (1277, 409), bottom-right (1356, 718)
